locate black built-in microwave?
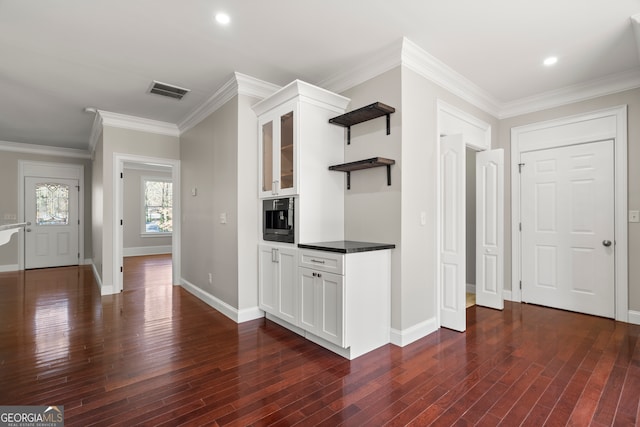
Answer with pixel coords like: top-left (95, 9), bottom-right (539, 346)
top-left (263, 197), bottom-right (295, 243)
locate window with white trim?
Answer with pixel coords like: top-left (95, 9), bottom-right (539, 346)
top-left (142, 177), bottom-right (172, 234)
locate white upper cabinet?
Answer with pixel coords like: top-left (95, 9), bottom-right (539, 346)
top-left (258, 100), bottom-right (297, 198)
top-left (253, 80), bottom-right (350, 200)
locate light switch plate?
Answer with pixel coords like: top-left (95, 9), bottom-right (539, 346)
top-left (220, 213), bottom-right (227, 224)
top-left (630, 210), bottom-right (640, 223)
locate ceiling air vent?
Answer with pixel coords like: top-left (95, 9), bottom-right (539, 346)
top-left (148, 81), bottom-right (190, 100)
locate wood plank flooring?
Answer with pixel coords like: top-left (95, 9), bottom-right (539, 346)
top-left (0, 255), bottom-right (638, 426)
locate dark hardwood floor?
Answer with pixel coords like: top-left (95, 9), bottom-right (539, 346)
top-left (0, 256), bottom-right (638, 426)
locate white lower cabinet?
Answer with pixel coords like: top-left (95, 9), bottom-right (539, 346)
top-left (260, 244), bottom-right (391, 360)
top-left (299, 267), bottom-right (345, 347)
top-left (298, 248), bottom-right (391, 360)
top-left (258, 244), bottom-right (298, 326)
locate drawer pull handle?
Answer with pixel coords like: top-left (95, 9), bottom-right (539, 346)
top-left (310, 259), bottom-right (325, 264)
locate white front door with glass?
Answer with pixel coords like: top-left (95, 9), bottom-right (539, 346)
top-left (24, 177), bottom-right (79, 269)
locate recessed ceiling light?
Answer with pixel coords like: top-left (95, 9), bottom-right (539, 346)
top-left (215, 12), bottom-right (230, 25)
top-left (543, 56), bottom-right (558, 66)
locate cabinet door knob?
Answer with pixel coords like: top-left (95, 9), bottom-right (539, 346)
top-left (317, 273), bottom-right (322, 278)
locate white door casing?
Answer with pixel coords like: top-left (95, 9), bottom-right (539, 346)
top-left (475, 149), bottom-right (504, 310)
top-left (439, 134), bottom-right (466, 332)
top-left (24, 177), bottom-right (79, 269)
top-left (521, 141), bottom-right (614, 318)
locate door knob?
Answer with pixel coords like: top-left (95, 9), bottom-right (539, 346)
top-left (26, 228), bottom-right (31, 232)
top-left (602, 240), bottom-right (612, 247)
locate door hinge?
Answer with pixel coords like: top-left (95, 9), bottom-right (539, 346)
top-left (518, 163), bottom-right (525, 173)
top-left (78, 219), bottom-right (80, 225)
top-left (76, 185), bottom-right (80, 192)
top-left (120, 172), bottom-right (123, 179)
top-left (77, 252), bottom-right (80, 259)
top-left (120, 266), bottom-right (123, 273)
top-left (519, 280), bottom-right (522, 290)
top-left (519, 222), bottom-right (522, 232)
top-left (120, 219), bottom-right (123, 226)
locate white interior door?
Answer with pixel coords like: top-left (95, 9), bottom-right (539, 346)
top-left (440, 134), bottom-right (466, 331)
top-left (521, 140), bottom-right (614, 318)
top-left (476, 149), bottom-right (504, 310)
top-left (24, 177), bottom-right (79, 269)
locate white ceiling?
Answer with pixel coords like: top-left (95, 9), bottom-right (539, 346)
top-left (1, 0), bottom-right (639, 151)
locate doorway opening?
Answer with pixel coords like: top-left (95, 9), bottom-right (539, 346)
top-left (113, 153), bottom-right (180, 294)
top-left (465, 147), bottom-right (477, 308)
top-left (121, 162), bottom-right (174, 291)
top-left (437, 100), bottom-right (498, 333)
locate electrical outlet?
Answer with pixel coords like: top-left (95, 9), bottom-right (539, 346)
top-left (420, 211), bottom-right (427, 226)
top-left (630, 210), bottom-right (640, 223)
top-left (208, 273), bottom-right (212, 284)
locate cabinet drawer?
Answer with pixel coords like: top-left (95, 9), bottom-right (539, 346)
top-left (299, 250), bottom-right (344, 275)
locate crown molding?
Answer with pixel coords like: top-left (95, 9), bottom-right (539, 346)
top-left (179, 72), bottom-right (280, 134)
top-left (498, 68), bottom-right (640, 118)
top-left (401, 38), bottom-right (502, 118)
top-left (319, 39), bottom-right (403, 94)
top-left (318, 36), bottom-right (640, 120)
top-left (252, 79), bottom-right (350, 116)
top-left (98, 110), bottom-right (180, 137)
top-left (88, 111), bottom-right (103, 155)
top-left (0, 140), bottom-right (90, 159)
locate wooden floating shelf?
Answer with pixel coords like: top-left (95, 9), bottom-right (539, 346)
top-left (329, 157), bottom-right (395, 190)
top-left (329, 102), bottom-right (396, 144)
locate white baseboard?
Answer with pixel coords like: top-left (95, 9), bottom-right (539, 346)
top-left (0, 264), bottom-right (18, 273)
top-left (90, 261), bottom-right (113, 295)
top-left (504, 288), bottom-right (521, 302)
top-left (123, 245), bottom-right (172, 257)
top-left (390, 316), bottom-right (438, 347)
top-left (82, 258), bottom-right (92, 265)
top-left (466, 283), bottom-right (476, 293)
top-left (628, 310), bottom-right (640, 325)
top-left (180, 278), bottom-right (263, 323)
top-left (503, 289), bottom-right (513, 301)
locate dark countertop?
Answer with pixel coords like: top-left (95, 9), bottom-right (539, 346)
top-left (298, 240), bottom-right (396, 254)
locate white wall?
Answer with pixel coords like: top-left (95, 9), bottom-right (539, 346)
top-left (180, 96), bottom-right (240, 308)
top-left (91, 132), bottom-right (103, 279)
top-left (236, 94), bottom-right (260, 312)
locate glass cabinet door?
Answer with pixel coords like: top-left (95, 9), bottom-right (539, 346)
top-left (259, 102), bottom-right (297, 198)
top-left (279, 111), bottom-right (294, 191)
top-left (262, 120), bottom-right (273, 193)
